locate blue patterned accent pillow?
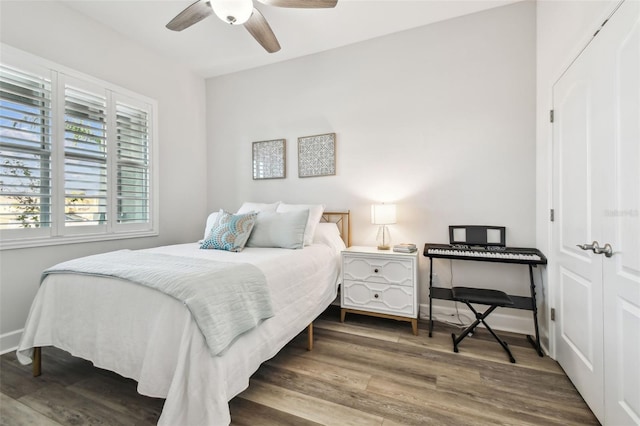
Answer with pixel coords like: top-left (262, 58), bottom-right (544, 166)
top-left (200, 210), bottom-right (258, 252)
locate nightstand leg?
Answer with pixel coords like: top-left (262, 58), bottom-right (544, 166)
top-left (340, 309), bottom-right (346, 322)
top-left (411, 319), bottom-right (418, 336)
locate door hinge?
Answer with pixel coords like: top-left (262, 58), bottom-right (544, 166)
top-left (594, 18), bottom-right (609, 37)
top-left (550, 109), bottom-right (554, 123)
top-left (550, 308), bottom-right (556, 321)
top-left (550, 209), bottom-right (555, 222)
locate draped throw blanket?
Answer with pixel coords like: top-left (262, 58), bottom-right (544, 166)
top-left (42, 250), bottom-right (274, 356)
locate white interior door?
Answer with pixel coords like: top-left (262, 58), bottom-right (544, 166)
top-left (553, 1), bottom-right (639, 424)
top-left (552, 30), bottom-right (605, 420)
top-left (602, 1), bottom-right (640, 423)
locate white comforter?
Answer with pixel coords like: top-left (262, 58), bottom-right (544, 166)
top-left (17, 243), bottom-right (341, 425)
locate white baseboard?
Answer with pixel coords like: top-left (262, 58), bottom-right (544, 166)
top-left (419, 303), bottom-right (535, 336)
top-left (0, 329), bottom-right (22, 355)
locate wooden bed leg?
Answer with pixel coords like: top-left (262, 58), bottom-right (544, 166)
top-left (307, 323), bottom-right (313, 351)
top-left (33, 347), bottom-right (42, 377)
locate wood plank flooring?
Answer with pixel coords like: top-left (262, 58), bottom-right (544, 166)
top-left (0, 307), bottom-right (598, 425)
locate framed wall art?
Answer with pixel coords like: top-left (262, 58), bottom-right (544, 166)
top-left (252, 139), bottom-right (286, 180)
top-left (297, 133), bottom-right (336, 178)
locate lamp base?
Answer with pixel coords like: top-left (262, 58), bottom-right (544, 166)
top-left (376, 225), bottom-right (392, 251)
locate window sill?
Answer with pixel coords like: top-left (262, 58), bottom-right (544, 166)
top-left (0, 230), bottom-right (159, 250)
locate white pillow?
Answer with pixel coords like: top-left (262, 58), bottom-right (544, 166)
top-left (202, 211), bottom-right (220, 240)
top-left (236, 201), bottom-right (280, 215)
top-left (312, 222), bottom-right (347, 253)
top-left (246, 210), bottom-right (309, 249)
top-left (276, 203), bottom-right (325, 246)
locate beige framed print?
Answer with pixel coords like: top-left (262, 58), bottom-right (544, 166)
top-left (252, 139), bottom-right (286, 180)
top-left (297, 133), bottom-right (336, 178)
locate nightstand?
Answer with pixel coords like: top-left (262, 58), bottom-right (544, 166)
top-left (340, 246), bottom-right (419, 335)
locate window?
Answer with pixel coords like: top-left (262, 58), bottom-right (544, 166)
top-left (63, 83), bottom-right (108, 228)
top-left (0, 46), bottom-right (157, 249)
top-left (0, 65), bottom-right (52, 231)
top-left (115, 99), bottom-right (151, 226)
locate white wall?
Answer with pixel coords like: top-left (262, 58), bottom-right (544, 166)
top-left (0, 1), bottom-right (208, 353)
top-left (206, 2), bottom-right (538, 334)
top-left (535, 0), bottom-right (620, 356)
top-left (4, 0), bottom-right (582, 354)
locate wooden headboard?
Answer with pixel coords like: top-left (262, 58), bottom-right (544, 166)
top-left (320, 211), bottom-right (351, 247)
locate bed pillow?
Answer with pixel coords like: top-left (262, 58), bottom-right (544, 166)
top-left (312, 222), bottom-right (347, 253)
top-left (200, 210), bottom-right (258, 252)
top-left (276, 203), bottom-right (325, 246)
top-left (246, 209), bottom-right (309, 249)
top-left (202, 211), bottom-right (220, 241)
top-left (236, 201), bottom-right (280, 215)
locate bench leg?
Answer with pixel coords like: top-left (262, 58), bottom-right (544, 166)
top-left (452, 317), bottom-right (482, 353)
top-left (481, 318), bottom-right (516, 363)
top-left (451, 303), bottom-right (516, 363)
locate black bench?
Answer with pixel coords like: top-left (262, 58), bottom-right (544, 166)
top-left (451, 286), bottom-right (516, 363)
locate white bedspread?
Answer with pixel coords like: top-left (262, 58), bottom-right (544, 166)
top-left (17, 243), bottom-right (340, 425)
top-left (43, 250), bottom-right (274, 356)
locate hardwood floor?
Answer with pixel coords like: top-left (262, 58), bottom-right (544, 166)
top-left (0, 307), bottom-right (598, 425)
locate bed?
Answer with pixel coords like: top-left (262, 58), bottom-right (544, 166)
top-left (16, 205), bottom-right (350, 425)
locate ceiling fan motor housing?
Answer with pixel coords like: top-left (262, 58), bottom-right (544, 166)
top-left (212, 0), bottom-right (253, 25)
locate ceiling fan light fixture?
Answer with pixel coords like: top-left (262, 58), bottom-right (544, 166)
top-left (211, 0), bottom-right (253, 25)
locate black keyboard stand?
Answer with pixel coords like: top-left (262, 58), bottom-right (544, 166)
top-left (424, 243), bottom-right (547, 357)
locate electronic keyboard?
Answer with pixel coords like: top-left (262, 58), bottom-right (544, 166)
top-left (424, 243), bottom-right (547, 265)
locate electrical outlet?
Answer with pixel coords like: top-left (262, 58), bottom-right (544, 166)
top-left (431, 272), bottom-right (439, 286)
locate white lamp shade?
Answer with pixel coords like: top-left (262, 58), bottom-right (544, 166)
top-left (211, 0), bottom-right (253, 25)
top-left (371, 204), bottom-right (397, 225)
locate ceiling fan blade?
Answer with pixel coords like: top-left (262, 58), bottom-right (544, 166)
top-left (244, 8), bottom-right (281, 53)
top-left (166, 0), bottom-right (213, 31)
top-left (258, 0), bottom-right (337, 8)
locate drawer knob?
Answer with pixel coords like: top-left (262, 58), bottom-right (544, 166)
top-left (374, 293), bottom-right (379, 299)
top-left (374, 268), bottom-right (379, 273)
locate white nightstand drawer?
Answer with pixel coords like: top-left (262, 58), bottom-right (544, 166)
top-left (342, 256), bottom-right (413, 287)
top-left (342, 280), bottom-right (415, 317)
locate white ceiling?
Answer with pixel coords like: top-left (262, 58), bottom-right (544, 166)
top-left (60, 0), bottom-right (520, 78)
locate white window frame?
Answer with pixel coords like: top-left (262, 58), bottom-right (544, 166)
top-left (0, 45), bottom-right (159, 249)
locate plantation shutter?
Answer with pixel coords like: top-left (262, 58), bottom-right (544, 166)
top-left (0, 47), bottom-right (158, 248)
top-left (0, 65), bottom-right (52, 229)
top-left (115, 100), bottom-right (150, 225)
top-left (63, 85), bottom-right (108, 227)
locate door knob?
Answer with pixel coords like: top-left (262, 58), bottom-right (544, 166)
top-left (594, 243), bottom-right (613, 258)
top-left (576, 241), bottom-right (600, 252)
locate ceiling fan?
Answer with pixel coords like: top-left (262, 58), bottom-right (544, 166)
top-left (166, 0), bottom-right (338, 53)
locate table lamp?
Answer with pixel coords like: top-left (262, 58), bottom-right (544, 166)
top-left (371, 203), bottom-right (396, 250)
